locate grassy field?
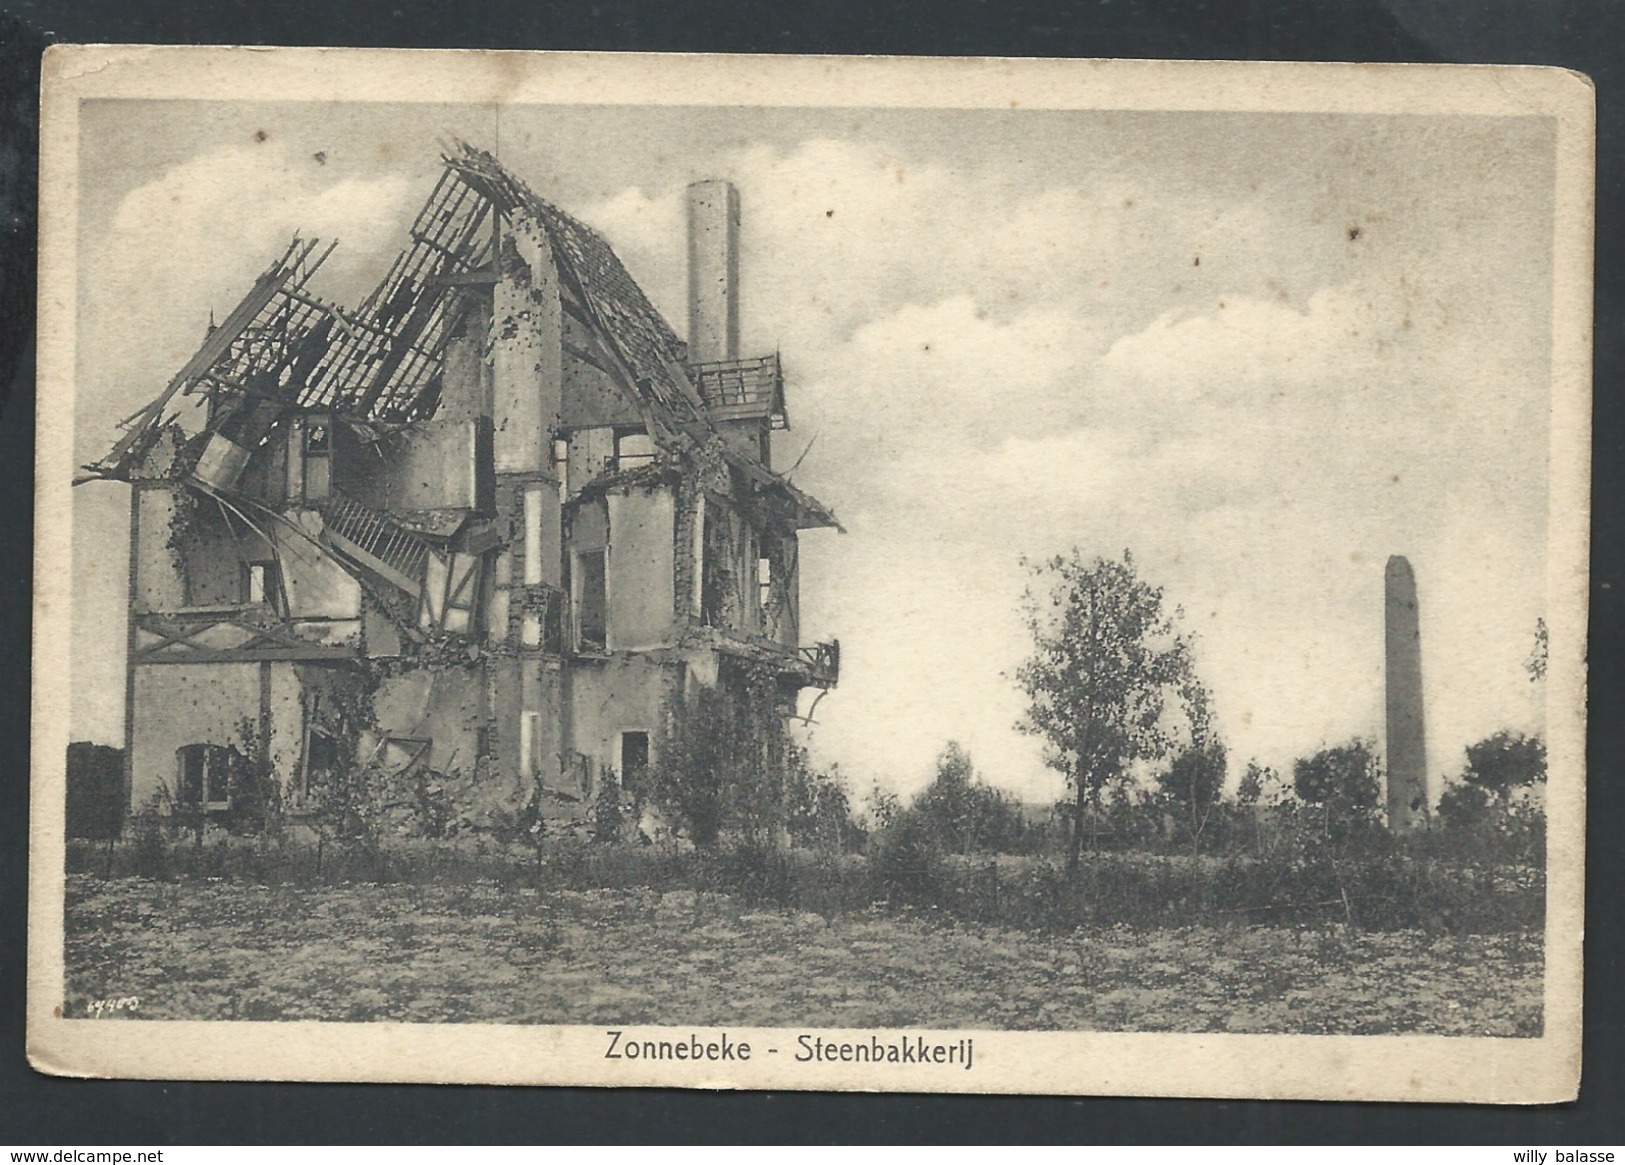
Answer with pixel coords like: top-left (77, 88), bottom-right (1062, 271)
top-left (62, 873), bottom-right (1542, 1035)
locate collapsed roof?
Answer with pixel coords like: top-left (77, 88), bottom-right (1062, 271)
top-left (81, 142), bottom-right (839, 531)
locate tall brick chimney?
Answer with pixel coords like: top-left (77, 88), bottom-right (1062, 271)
top-left (1385, 555), bottom-right (1429, 835)
top-left (686, 180), bottom-right (740, 365)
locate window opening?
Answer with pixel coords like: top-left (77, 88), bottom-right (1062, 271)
top-left (576, 549), bottom-right (607, 651)
top-left (757, 555), bottom-right (773, 611)
top-left (177, 744), bottom-right (232, 809)
top-left (620, 731), bottom-right (650, 789)
top-left (244, 560), bottom-right (280, 608)
top-left (615, 430), bottom-right (657, 471)
top-left (700, 510), bottom-right (726, 628)
top-left (304, 729), bottom-right (338, 800)
top-left (303, 417), bottom-right (331, 501)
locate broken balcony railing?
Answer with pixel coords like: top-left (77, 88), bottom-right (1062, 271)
top-left (685, 619), bottom-right (839, 688)
top-left (797, 639), bottom-right (839, 687)
top-left (687, 354), bottom-right (787, 428)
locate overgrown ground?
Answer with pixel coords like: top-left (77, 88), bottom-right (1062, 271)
top-left (62, 873), bottom-right (1542, 1034)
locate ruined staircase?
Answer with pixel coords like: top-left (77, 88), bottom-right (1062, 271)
top-left (319, 493), bottom-right (431, 596)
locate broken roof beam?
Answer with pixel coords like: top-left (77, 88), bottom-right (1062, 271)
top-left (84, 237), bottom-right (323, 480)
top-left (425, 268), bottom-right (499, 288)
top-left (543, 248), bottom-right (687, 446)
top-left (348, 183), bottom-right (493, 416)
top-left (445, 143), bottom-right (706, 426)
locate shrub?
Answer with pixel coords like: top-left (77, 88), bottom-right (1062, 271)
top-left (1437, 781), bottom-right (1494, 832)
top-left (713, 840), bottom-right (794, 906)
top-left (1156, 741), bottom-right (1227, 853)
top-left (869, 810), bottom-right (948, 906)
top-left (909, 743), bottom-right (1031, 855)
top-left (786, 754), bottom-right (867, 853)
top-left (129, 797), bottom-right (171, 881)
top-left (592, 768), bottom-right (628, 843)
top-left (198, 718), bottom-right (287, 838)
top-left (1433, 780), bottom-right (1545, 868)
top-left (650, 663), bottom-right (791, 848)
top-left (1461, 731), bottom-right (1546, 802)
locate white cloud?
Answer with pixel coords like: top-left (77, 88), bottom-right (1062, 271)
top-left (1099, 288), bottom-right (1401, 393)
top-left (796, 274), bottom-right (1548, 796)
top-left (106, 140), bottom-right (414, 291)
top-left (578, 138), bottom-right (1302, 369)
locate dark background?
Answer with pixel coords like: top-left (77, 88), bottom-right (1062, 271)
top-left (2, 0), bottom-right (1621, 1145)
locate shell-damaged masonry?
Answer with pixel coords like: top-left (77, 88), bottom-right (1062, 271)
top-left (82, 144), bottom-right (842, 842)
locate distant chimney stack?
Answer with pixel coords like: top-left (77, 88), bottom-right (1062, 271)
top-left (686, 180), bottom-right (740, 365)
top-left (1385, 555), bottom-right (1429, 835)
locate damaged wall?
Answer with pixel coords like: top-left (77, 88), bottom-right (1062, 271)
top-left (336, 418), bottom-right (492, 515)
top-left (438, 291), bottom-right (495, 423)
top-left (566, 427), bottom-right (617, 495)
top-left (701, 495), bottom-right (760, 634)
top-left (133, 487), bottom-right (188, 611)
top-left (128, 661), bottom-right (302, 811)
top-left (182, 501), bottom-right (253, 607)
top-left (364, 661), bottom-right (527, 833)
top-left (236, 423), bottom-right (292, 505)
top-left (568, 654), bottom-right (676, 782)
top-left (759, 528), bottom-right (800, 648)
top-left (111, 149), bottom-right (836, 842)
top-left (492, 216), bottom-right (563, 476)
top-left (369, 664), bottom-right (487, 773)
top-left (362, 653), bottom-right (559, 828)
top-left (562, 313), bottom-right (642, 427)
top-left (606, 487), bottom-right (676, 651)
top-left (273, 513), bottom-right (363, 623)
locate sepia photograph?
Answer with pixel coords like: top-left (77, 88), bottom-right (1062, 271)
top-left (28, 49), bottom-right (1592, 1100)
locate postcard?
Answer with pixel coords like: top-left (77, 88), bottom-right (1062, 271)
top-left (29, 47), bottom-right (1592, 1100)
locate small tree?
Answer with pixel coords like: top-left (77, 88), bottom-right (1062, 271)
top-left (909, 741), bottom-right (1027, 855)
top-left (1015, 549), bottom-right (1195, 874)
top-left (1158, 741), bottom-right (1227, 854)
top-left (1527, 618), bottom-right (1548, 683)
top-left (592, 767), bottom-right (627, 843)
top-left (1437, 730), bottom-right (1547, 865)
top-left (1100, 780), bottom-right (1161, 849)
top-left (1292, 739), bottom-right (1382, 842)
top-left (786, 753), bottom-right (864, 853)
top-left (1236, 761), bottom-right (1284, 807)
top-left (1235, 761), bottom-right (1286, 854)
top-left (864, 783), bottom-right (902, 834)
top-left (1154, 676), bottom-right (1226, 854)
top-left (1436, 780), bottom-right (1494, 833)
top-left (652, 683), bottom-right (730, 848)
top-left (1461, 731), bottom-right (1546, 803)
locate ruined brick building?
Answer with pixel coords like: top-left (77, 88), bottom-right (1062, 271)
top-left (83, 144), bottom-right (840, 834)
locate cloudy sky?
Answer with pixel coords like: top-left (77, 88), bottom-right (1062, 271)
top-left (70, 99), bottom-right (1557, 802)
